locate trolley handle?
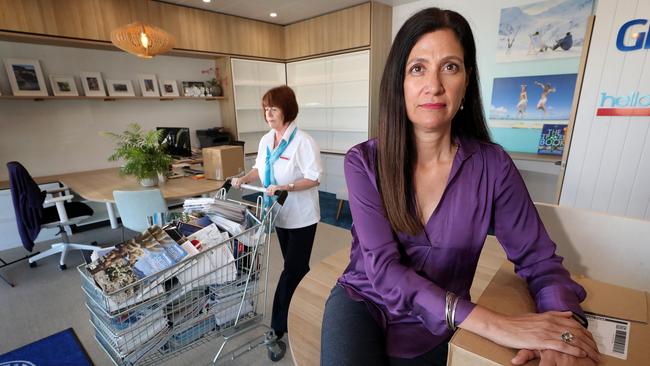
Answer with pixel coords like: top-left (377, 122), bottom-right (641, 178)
top-left (223, 179), bottom-right (288, 205)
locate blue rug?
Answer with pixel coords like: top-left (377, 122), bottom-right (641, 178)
top-left (0, 328), bottom-right (93, 366)
top-left (243, 191), bottom-right (352, 230)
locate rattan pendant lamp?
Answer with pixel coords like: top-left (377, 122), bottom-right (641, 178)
top-left (110, 22), bottom-right (175, 58)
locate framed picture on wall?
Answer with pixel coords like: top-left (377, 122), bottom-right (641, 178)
top-left (181, 81), bottom-right (207, 97)
top-left (80, 71), bottom-right (106, 97)
top-left (4, 58), bottom-right (48, 96)
top-left (106, 80), bottom-right (135, 97)
top-left (49, 75), bottom-right (79, 96)
top-left (495, 0), bottom-right (594, 63)
top-left (159, 79), bottom-right (180, 97)
top-left (138, 74), bottom-right (160, 97)
top-left (489, 73), bottom-right (578, 127)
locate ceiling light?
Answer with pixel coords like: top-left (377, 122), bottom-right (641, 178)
top-left (203, 0), bottom-right (211, 3)
top-left (111, 22), bottom-right (175, 59)
top-left (269, 12), bottom-right (278, 18)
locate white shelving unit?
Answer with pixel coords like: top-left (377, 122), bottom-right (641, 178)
top-left (231, 58), bottom-right (286, 154)
top-left (230, 51), bottom-right (369, 194)
top-left (319, 153), bottom-right (346, 195)
top-left (287, 50), bottom-right (370, 154)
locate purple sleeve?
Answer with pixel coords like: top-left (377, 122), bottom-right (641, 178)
top-left (492, 150), bottom-right (586, 316)
top-left (345, 147), bottom-right (474, 336)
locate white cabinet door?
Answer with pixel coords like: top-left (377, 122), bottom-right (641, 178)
top-left (318, 153), bottom-right (346, 194)
top-left (232, 59), bottom-right (286, 154)
top-left (288, 50), bottom-right (370, 154)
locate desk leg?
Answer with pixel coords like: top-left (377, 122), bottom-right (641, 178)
top-left (106, 202), bottom-right (119, 229)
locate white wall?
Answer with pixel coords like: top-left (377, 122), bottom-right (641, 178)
top-left (560, 0), bottom-right (650, 219)
top-left (0, 41), bottom-right (223, 181)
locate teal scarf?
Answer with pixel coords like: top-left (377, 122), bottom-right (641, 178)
top-left (264, 127), bottom-right (297, 208)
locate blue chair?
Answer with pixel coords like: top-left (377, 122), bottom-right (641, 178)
top-left (6, 161), bottom-right (98, 272)
top-left (113, 189), bottom-right (168, 233)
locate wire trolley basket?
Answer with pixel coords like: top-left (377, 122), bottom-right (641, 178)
top-left (77, 181), bottom-right (288, 365)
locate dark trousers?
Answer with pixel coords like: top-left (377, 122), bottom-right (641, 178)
top-left (271, 223), bottom-right (317, 335)
top-left (321, 285), bottom-right (449, 366)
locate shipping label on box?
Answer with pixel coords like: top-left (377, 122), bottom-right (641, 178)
top-left (586, 312), bottom-right (630, 360)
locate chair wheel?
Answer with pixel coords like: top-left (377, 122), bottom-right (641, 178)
top-left (29, 261), bottom-right (37, 268)
top-left (59, 264), bottom-right (67, 271)
top-left (268, 340), bottom-right (286, 362)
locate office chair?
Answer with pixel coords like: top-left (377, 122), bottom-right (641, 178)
top-left (113, 189), bottom-right (168, 233)
top-left (7, 161), bottom-right (99, 271)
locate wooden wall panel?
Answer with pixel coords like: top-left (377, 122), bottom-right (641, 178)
top-left (369, 2), bottom-right (392, 138)
top-left (284, 3), bottom-right (371, 60)
top-left (215, 56), bottom-right (238, 140)
top-left (0, 0), bottom-right (284, 59)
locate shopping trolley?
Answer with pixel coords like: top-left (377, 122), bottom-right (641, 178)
top-left (77, 181), bottom-right (288, 365)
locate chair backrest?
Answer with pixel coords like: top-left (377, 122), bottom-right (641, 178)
top-left (6, 161), bottom-right (45, 251)
top-left (535, 202), bottom-right (650, 292)
top-left (113, 189), bottom-right (167, 233)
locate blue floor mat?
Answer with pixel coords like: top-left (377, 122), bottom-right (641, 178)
top-left (0, 328), bottom-right (93, 366)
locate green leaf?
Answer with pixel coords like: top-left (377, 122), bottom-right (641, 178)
top-left (101, 123), bottom-right (173, 180)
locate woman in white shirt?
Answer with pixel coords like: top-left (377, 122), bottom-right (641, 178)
top-left (232, 85), bottom-right (322, 340)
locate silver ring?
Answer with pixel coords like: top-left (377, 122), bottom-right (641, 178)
top-left (561, 331), bottom-right (574, 343)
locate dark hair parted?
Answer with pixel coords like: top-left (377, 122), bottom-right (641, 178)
top-left (262, 85), bottom-right (299, 124)
top-left (377, 7), bottom-right (492, 236)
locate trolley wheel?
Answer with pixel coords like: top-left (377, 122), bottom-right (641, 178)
top-left (29, 261), bottom-right (37, 268)
top-left (268, 340), bottom-right (286, 362)
top-left (59, 264), bottom-right (67, 271)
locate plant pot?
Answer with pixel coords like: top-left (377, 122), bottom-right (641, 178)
top-left (140, 176), bottom-right (159, 187)
top-left (210, 84), bottom-right (223, 97)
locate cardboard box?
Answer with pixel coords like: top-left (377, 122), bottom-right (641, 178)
top-left (202, 145), bottom-right (244, 180)
top-left (448, 262), bottom-right (649, 365)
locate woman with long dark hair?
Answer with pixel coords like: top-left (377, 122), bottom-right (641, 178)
top-left (321, 8), bottom-right (599, 366)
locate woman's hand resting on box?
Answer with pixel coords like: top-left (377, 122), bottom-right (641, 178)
top-left (460, 307), bottom-right (601, 364)
top-left (512, 349), bottom-right (598, 366)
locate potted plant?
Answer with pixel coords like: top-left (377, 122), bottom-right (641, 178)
top-left (103, 123), bottom-right (173, 187)
top-left (205, 78), bottom-right (222, 97)
top-left (202, 66), bottom-right (224, 97)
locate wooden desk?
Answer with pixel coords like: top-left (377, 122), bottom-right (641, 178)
top-left (287, 245), bottom-right (350, 366)
top-left (56, 168), bottom-right (223, 202)
top-left (0, 167), bottom-right (224, 229)
top-left (61, 168), bottom-right (224, 228)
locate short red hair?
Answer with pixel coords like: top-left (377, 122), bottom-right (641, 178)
top-left (262, 85), bottom-right (299, 123)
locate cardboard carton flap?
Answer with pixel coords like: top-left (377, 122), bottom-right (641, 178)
top-left (574, 276), bottom-right (648, 323)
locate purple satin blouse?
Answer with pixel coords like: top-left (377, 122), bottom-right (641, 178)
top-left (338, 137), bottom-right (586, 358)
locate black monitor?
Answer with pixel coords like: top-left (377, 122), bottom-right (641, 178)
top-left (157, 127), bottom-right (192, 157)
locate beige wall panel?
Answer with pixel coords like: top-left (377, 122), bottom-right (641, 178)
top-left (215, 56), bottom-right (238, 139)
top-left (284, 3), bottom-right (370, 60)
top-left (0, 0), bottom-right (284, 59)
top-left (369, 2), bottom-right (392, 138)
